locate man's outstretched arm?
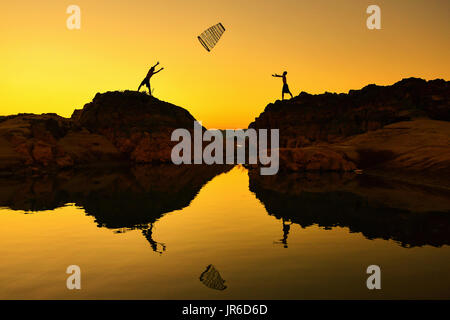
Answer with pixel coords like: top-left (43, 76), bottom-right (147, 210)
top-left (154, 67), bottom-right (164, 74)
top-left (272, 74), bottom-right (282, 77)
top-left (152, 61), bottom-right (160, 68)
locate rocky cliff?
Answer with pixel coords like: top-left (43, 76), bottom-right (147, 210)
top-left (0, 113), bottom-right (122, 175)
top-left (0, 91), bottom-right (199, 175)
top-left (250, 77), bottom-right (449, 146)
top-left (249, 78), bottom-right (450, 187)
top-left (73, 91), bottom-right (199, 163)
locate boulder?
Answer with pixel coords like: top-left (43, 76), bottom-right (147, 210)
top-left (74, 90), bottom-right (199, 163)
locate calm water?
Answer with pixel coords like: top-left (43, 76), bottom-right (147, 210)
top-left (0, 165), bottom-right (450, 299)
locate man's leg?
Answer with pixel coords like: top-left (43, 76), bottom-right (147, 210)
top-left (146, 81), bottom-right (152, 95)
top-left (138, 79), bottom-right (145, 91)
top-left (289, 91), bottom-right (293, 99)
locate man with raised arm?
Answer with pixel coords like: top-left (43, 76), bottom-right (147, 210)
top-left (138, 61), bottom-right (164, 95)
top-left (272, 71), bottom-right (293, 100)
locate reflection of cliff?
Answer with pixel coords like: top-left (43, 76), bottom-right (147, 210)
top-left (0, 164), bottom-right (232, 251)
top-left (248, 169), bottom-right (450, 248)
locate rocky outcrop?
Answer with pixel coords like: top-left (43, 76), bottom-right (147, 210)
top-left (331, 119), bottom-right (450, 188)
top-left (73, 91), bottom-right (199, 163)
top-left (250, 78), bottom-right (449, 147)
top-left (0, 91), bottom-right (201, 175)
top-left (0, 113), bottom-right (122, 175)
top-left (249, 78), bottom-right (450, 180)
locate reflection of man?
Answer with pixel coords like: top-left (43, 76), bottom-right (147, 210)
top-left (274, 218), bottom-right (292, 248)
top-left (138, 61), bottom-right (164, 95)
top-left (142, 223), bottom-right (166, 254)
top-left (281, 218), bottom-right (291, 248)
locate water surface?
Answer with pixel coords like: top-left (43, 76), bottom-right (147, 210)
top-left (0, 166), bottom-right (449, 299)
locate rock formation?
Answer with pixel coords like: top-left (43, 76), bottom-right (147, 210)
top-left (249, 78), bottom-right (450, 186)
top-left (250, 78), bottom-right (449, 145)
top-left (0, 113), bottom-right (122, 175)
top-left (0, 91), bottom-right (201, 175)
top-left (73, 91), bottom-right (200, 163)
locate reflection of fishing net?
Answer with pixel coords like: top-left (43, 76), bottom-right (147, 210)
top-left (198, 23), bottom-right (226, 52)
top-left (199, 264), bottom-right (227, 290)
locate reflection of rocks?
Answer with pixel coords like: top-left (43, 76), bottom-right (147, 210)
top-left (199, 265), bottom-right (227, 291)
top-left (142, 223), bottom-right (166, 254)
top-left (249, 169), bottom-right (450, 247)
top-left (0, 164), bottom-right (232, 251)
top-left (273, 218), bottom-right (292, 248)
top-left (78, 165), bottom-right (232, 229)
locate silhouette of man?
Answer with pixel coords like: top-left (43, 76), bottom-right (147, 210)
top-left (272, 71), bottom-right (293, 100)
top-left (138, 61), bottom-right (164, 95)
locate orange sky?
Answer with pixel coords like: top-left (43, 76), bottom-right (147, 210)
top-left (1, 0), bottom-right (449, 128)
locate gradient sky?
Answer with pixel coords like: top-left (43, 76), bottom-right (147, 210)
top-left (1, 0), bottom-right (449, 128)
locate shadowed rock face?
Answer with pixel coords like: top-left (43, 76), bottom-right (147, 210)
top-left (248, 78), bottom-right (450, 178)
top-left (249, 78), bottom-right (449, 146)
top-left (333, 119), bottom-right (450, 188)
top-left (0, 164), bottom-right (232, 228)
top-left (248, 169), bottom-right (450, 248)
top-left (73, 91), bottom-right (200, 163)
top-left (0, 113), bottom-right (123, 175)
top-left (0, 91), bottom-right (204, 175)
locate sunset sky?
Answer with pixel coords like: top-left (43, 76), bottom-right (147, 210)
top-left (1, 0), bottom-right (449, 128)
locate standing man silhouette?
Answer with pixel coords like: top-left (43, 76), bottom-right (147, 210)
top-left (138, 61), bottom-right (164, 95)
top-left (272, 71), bottom-right (293, 100)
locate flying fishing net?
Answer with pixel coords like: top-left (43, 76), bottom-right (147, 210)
top-left (199, 264), bottom-right (227, 290)
top-left (198, 23), bottom-right (226, 52)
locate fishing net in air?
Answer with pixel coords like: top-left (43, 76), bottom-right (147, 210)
top-left (198, 23), bottom-right (226, 52)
